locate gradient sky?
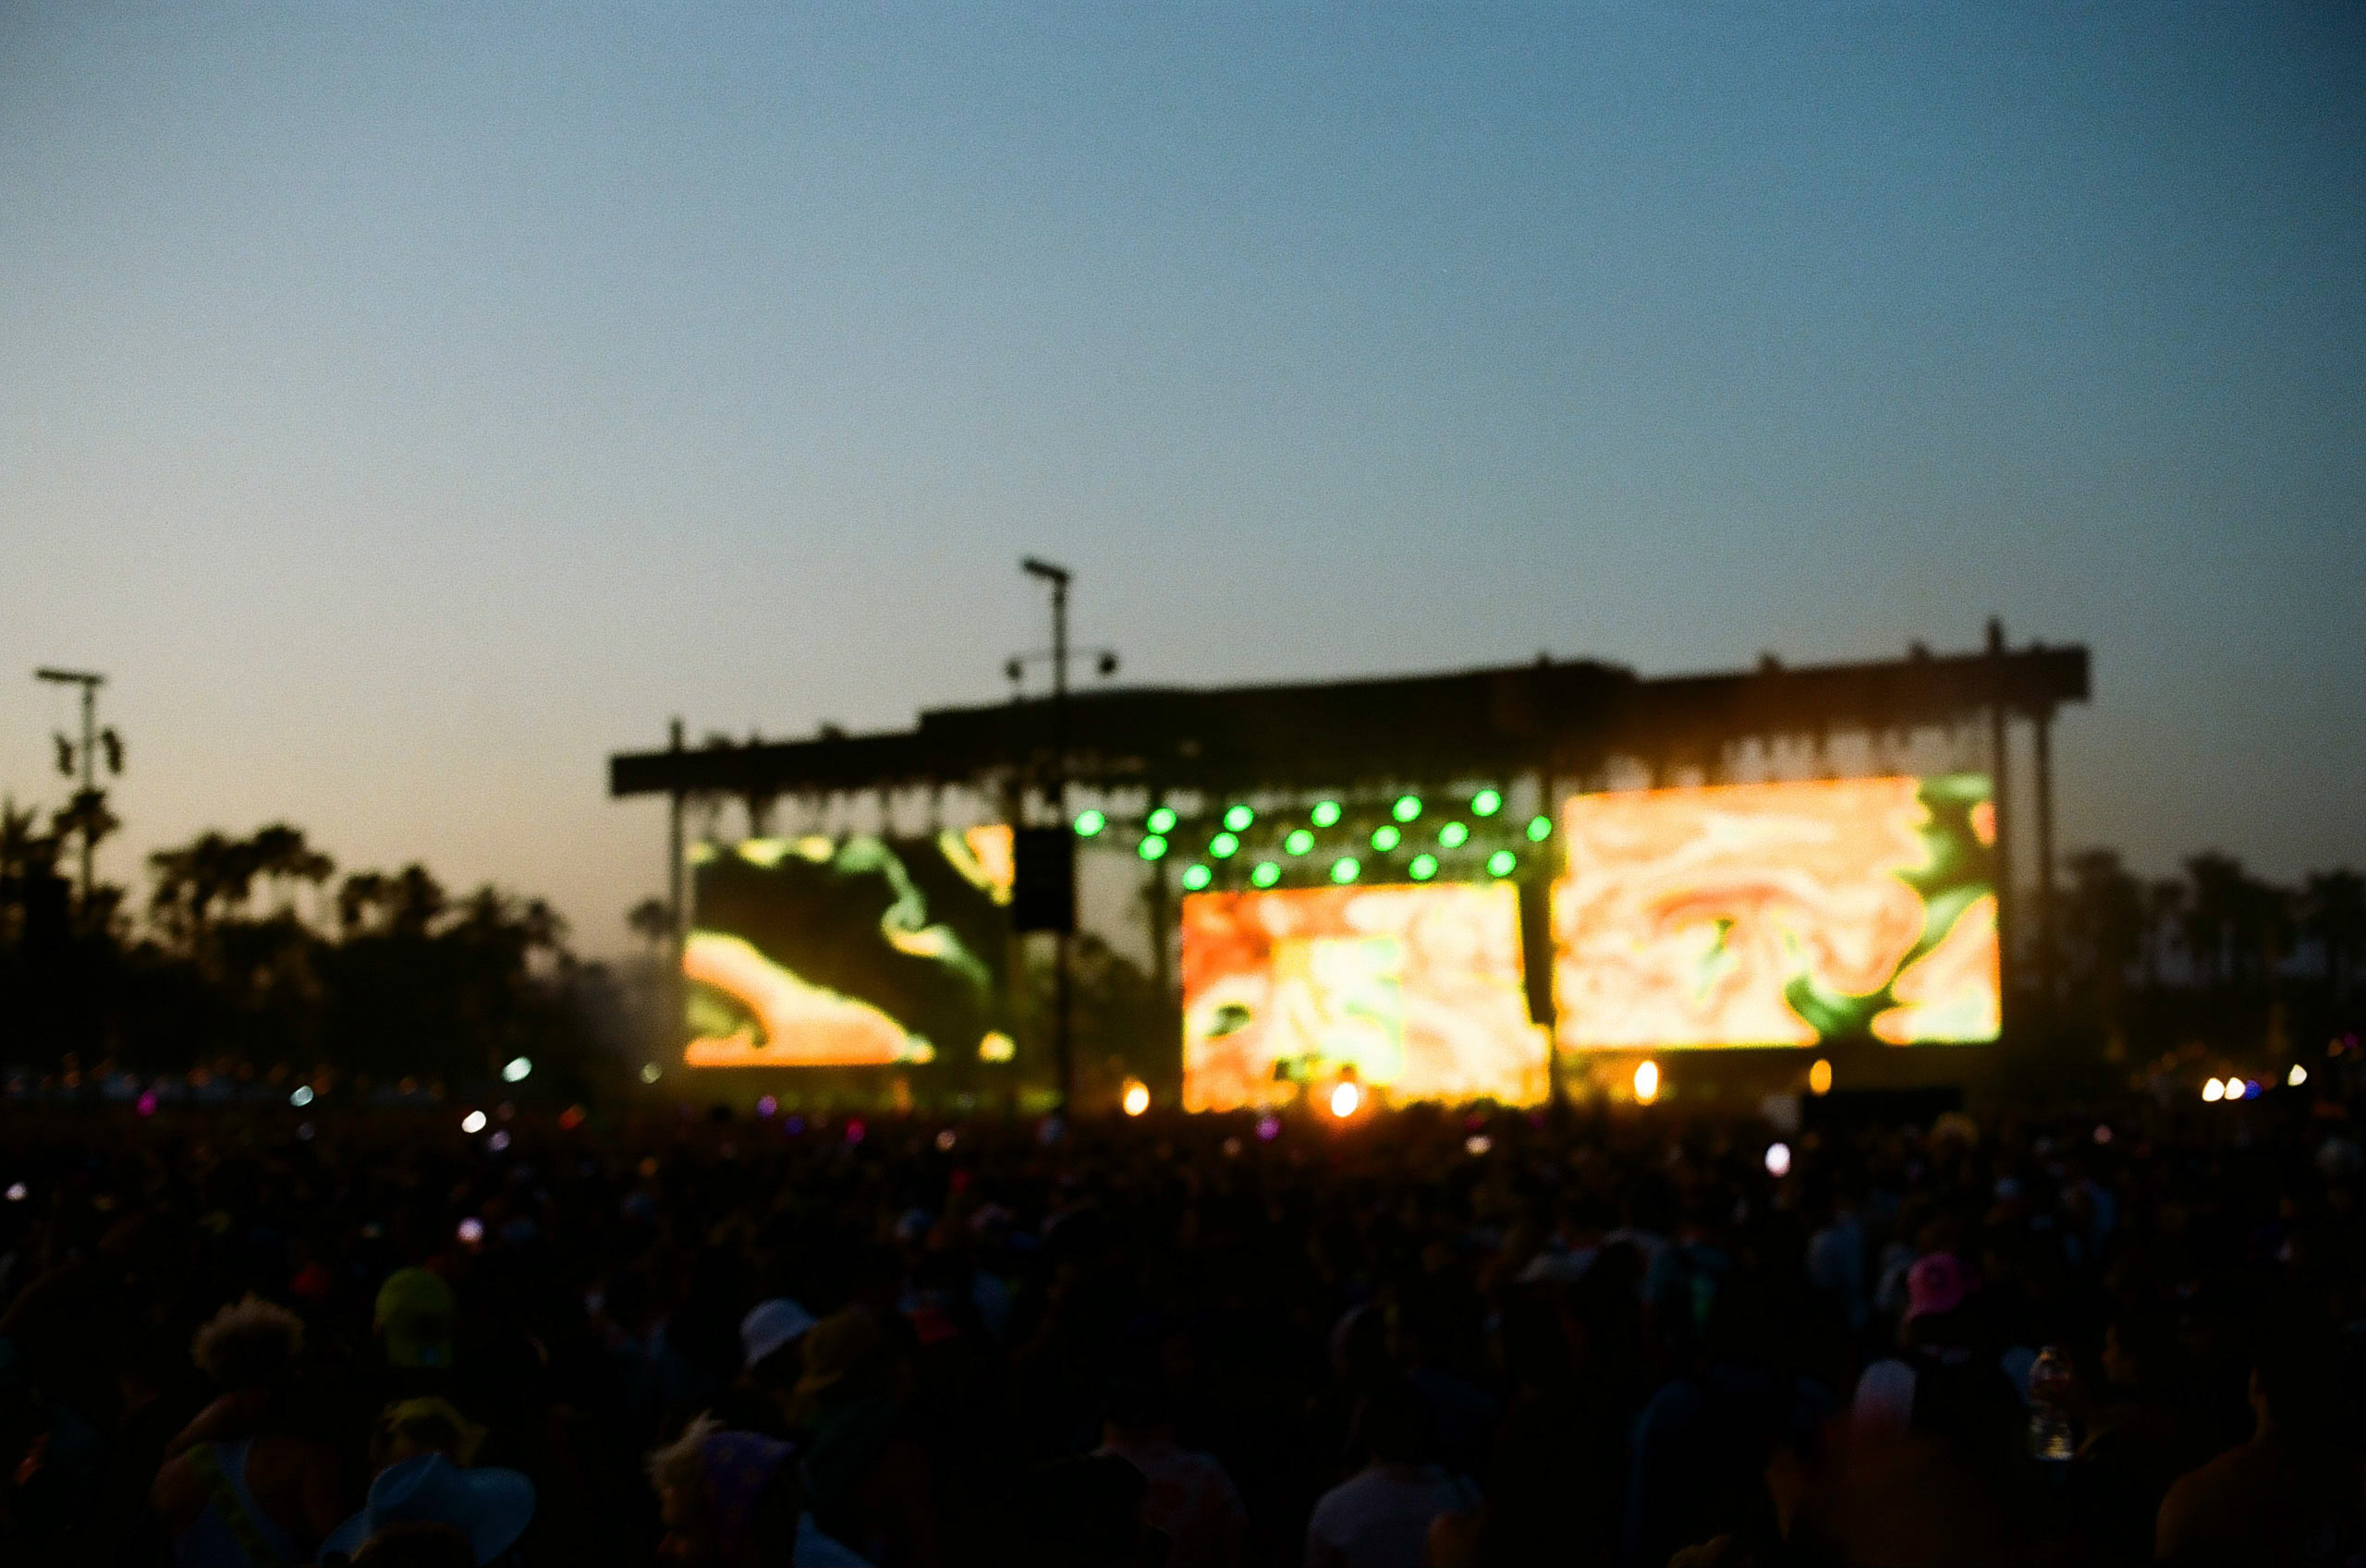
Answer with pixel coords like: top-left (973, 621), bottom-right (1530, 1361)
top-left (3, 3), bottom-right (2360, 956)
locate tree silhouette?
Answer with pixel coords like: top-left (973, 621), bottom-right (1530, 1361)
top-left (2305, 869), bottom-right (2365, 1007)
top-left (626, 895), bottom-right (674, 954)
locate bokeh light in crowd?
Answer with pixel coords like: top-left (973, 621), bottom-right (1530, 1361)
top-left (297, 1123), bottom-right (314, 1140)
top-left (456, 1218), bottom-right (484, 1246)
top-left (1633, 1060), bottom-right (1661, 1103)
top-left (1764, 1141), bottom-right (1792, 1177)
top-left (845, 1119), bottom-right (866, 1144)
top-left (1809, 1059), bottom-right (1834, 1096)
top-left (2243, 1078), bottom-right (2262, 1100)
top-left (1465, 1134), bottom-right (1492, 1156)
top-left (1223, 804), bottom-right (1255, 833)
top-left (935, 1128), bottom-right (957, 1151)
top-left (1330, 857), bottom-right (1360, 884)
top-left (558, 1105), bottom-right (586, 1130)
top-left (1310, 800), bottom-right (1341, 828)
top-left (1255, 1114), bottom-right (1281, 1142)
top-left (461, 1110), bottom-right (488, 1134)
top-left (756, 1095), bottom-right (777, 1117)
top-left (2201, 1077), bottom-right (2225, 1101)
top-left (640, 1063), bottom-right (662, 1084)
top-left (1470, 788), bottom-right (1503, 817)
top-left (1146, 807), bottom-right (1177, 834)
top-left (2292, 1064), bottom-right (2311, 1087)
top-left (2094, 1124), bottom-right (2114, 1145)
top-left (1329, 1081), bottom-right (1360, 1118)
top-left (502, 1057), bottom-right (532, 1083)
top-left (1073, 808), bottom-right (1105, 837)
top-left (488, 1130), bottom-right (512, 1152)
top-left (138, 1091), bottom-right (157, 1116)
top-left (1122, 1079), bottom-right (1151, 1116)
top-left (287, 1085), bottom-right (313, 1108)
top-left (6, 1183), bottom-right (27, 1202)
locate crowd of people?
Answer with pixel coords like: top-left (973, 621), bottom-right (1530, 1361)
top-left (0, 1073), bottom-right (2360, 1566)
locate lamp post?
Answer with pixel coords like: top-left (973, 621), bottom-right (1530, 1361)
top-left (1022, 557), bottom-right (1074, 1112)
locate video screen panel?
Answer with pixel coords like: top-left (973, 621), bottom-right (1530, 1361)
top-left (684, 827), bottom-right (1013, 1067)
top-left (1552, 775), bottom-right (1998, 1051)
top-left (1180, 882), bottom-right (1548, 1111)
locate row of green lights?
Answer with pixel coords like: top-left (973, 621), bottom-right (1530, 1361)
top-left (1079, 792), bottom-right (1540, 842)
top-left (1177, 846), bottom-right (1521, 892)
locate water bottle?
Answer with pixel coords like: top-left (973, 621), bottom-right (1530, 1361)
top-left (2027, 1344), bottom-right (2076, 1462)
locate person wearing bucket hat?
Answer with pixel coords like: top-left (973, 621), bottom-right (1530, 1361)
top-left (321, 1453), bottom-right (534, 1567)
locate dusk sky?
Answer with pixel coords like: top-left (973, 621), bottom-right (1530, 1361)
top-left (4, 4), bottom-right (2360, 956)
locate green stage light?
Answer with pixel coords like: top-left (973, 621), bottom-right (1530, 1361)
top-left (1409, 854), bottom-right (1439, 881)
top-left (1371, 824), bottom-right (1401, 852)
top-left (1470, 788), bottom-right (1503, 818)
top-left (1330, 857), bottom-right (1360, 884)
top-left (1438, 821), bottom-right (1470, 849)
top-left (1147, 807), bottom-right (1178, 834)
top-left (1139, 834), bottom-right (1168, 861)
top-left (1209, 832), bottom-right (1239, 859)
top-left (1526, 814), bottom-right (1552, 842)
top-left (1393, 794), bottom-right (1421, 822)
top-left (1285, 829), bottom-right (1315, 856)
top-left (1250, 860), bottom-right (1281, 888)
top-left (1310, 800), bottom-right (1342, 828)
top-left (1180, 863), bottom-right (1213, 892)
top-left (1074, 808), bottom-right (1106, 837)
top-left (1223, 804), bottom-right (1254, 833)
top-left (1488, 849), bottom-right (1518, 878)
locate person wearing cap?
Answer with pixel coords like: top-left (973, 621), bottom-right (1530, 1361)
top-left (320, 1451), bottom-right (535, 1567)
top-left (734, 1296), bottom-right (816, 1422)
top-left (1848, 1253), bottom-right (2022, 1475)
top-left (376, 1268), bottom-right (458, 1376)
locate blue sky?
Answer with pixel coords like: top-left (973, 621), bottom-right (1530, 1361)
top-left (2, 3), bottom-right (2359, 953)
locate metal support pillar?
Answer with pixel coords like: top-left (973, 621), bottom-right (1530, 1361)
top-left (1985, 618), bottom-right (2013, 1032)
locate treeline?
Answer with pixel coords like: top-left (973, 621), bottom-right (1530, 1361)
top-left (2051, 849), bottom-right (2364, 1063)
top-left (0, 812), bottom-right (642, 1092)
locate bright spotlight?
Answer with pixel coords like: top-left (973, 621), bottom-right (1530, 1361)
top-left (288, 1085), bottom-right (314, 1108)
top-left (2290, 1064), bottom-right (2310, 1088)
top-left (2201, 1078), bottom-right (2224, 1102)
top-left (1122, 1080), bottom-right (1151, 1117)
top-left (502, 1057), bottom-right (532, 1083)
top-left (1633, 1060), bottom-right (1661, 1103)
top-left (1764, 1141), bottom-right (1793, 1177)
top-left (461, 1110), bottom-right (488, 1134)
top-left (1329, 1081), bottom-right (1360, 1118)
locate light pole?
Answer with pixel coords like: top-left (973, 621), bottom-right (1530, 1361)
top-left (1022, 557), bottom-right (1074, 1112)
top-left (35, 667), bottom-right (111, 906)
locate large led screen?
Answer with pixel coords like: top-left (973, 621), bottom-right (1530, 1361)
top-left (684, 827), bottom-right (1014, 1067)
top-left (1180, 882), bottom-right (1549, 1111)
top-left (1553, 775), bottom-right (1998, 1051)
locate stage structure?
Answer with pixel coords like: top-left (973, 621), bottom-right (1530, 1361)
top-left (611, 622), bottom-right (2087, 1102)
